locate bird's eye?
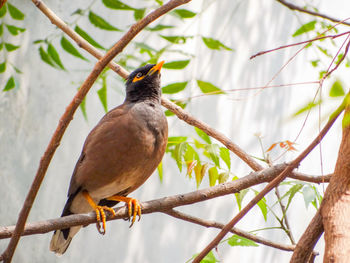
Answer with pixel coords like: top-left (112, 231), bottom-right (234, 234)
top-left (136, 72), bottom-right (143, 78)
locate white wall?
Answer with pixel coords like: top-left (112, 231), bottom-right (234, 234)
top-left (0, 0), bottom-right (349, 262)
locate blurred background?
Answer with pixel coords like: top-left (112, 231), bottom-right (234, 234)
top-left (1, 0), bottom-right (349, 262)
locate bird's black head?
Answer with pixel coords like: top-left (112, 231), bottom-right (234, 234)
top-left (125, 61), bottom-right (164, 103)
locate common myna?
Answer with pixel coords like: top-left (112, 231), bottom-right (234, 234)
top-left (50, 61), bottom-right (168, 254)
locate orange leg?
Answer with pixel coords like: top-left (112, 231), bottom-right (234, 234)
top-left (107, 195), bottom-right (141, 227)
top-left (82, 190), bottom-right (116, 235)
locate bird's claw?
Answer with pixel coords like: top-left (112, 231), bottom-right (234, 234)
top-left (94, 205), bottom-right (116, 235)
top-left (126, 198), bottom-right (141, 227)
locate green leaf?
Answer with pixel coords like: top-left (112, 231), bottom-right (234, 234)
top-left (134, 8), bottom-right (146, 21)
top-left (197, 80), bottom-right (223, 94)
top-left (317, 46), bottom-right (332, 58)
top-left (60, 37), bottom-right (88, 61)
top-left (47, 43), bottom-right (65, 70)
top-left (0, 42), bottom-right (3, 51)
top-left (329, 79), bottom-right (345, 97)
top-left (228, 235), bottom-right (258, 247)
top-left (146, 24), bottom-right (174, 31)
top-left (88, 11), bottom-right (121, 31)
top-left (218, 172), bottom-right (229, 184)
top-left (219, 147), bottom-right (231, 170)
top-left (102, 0), bottom-right (135, 10)
top-left (38, 46), bottom-right (56, 67)
top-left (235, 188), bottom-right (248, 211)
top-left (195, 127), bottom-right (211, 144)
top-left (160, 35), bottom-right (192, 44)
top-left (80, 95), bottom-right (88, 121)
top-left (11, 64), bottom-right (22, 74)
top-left (174, 142), bottom-right (187, 172)
top-left (292, 100), bottom-right (321, 117)
top-left (0, 24), bottom-right (3, 37)
top-left (292, 20), bottom-right (316, 37)
top-left (5, 24), bottom-right (25, 35)
top-left (172, 9), bottom-right (196, 19)
top-left (184, 144), bottom-right (199, 162)
top-left (206, 144), bottom-right (220, 167)
top-left (97, 77), bottom-right (108, 112)
top-left (7, 3), bottom-right (25, 20)
top-left (167, 136), bottom-right (187, 147)
top-left (4, 43), bottom-right (20, 52)
top-left (163, 60), bottom-right (190, 70)
top-left (75, 25), bottom-right (105, 50)
top-left (155, 0), bottom-right (163, 5)
top-left (157, 161), bottom-right (163, 182)
top-left (162, 81), bottom-right (188, 94)
top-left (0, 4), bottom-right (6, 18)
top-left (201, 251), bottom-right (219, 263)
top-left (0, 61), bottom-right (6, 73)
top-left (202, 37), bottom-right (233, 51)
top-left (285, 184), bottom-right (303, 211)
top-left (257, 197), bottom-right (267, 221)
top-left (208, 166), bottom-right (219, 186)
top-left (310, 59), bottom-right (319, 67)
top-left (3, 76), bottom-right (15, 91)
top-left (302, 186), bottom-right (316, 208)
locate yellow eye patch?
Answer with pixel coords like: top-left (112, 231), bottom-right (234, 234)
top-left (132, 74), bottom-right (146, 83)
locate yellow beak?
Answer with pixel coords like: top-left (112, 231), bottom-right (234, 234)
top-left (149, 60), bottom-right (164, 75)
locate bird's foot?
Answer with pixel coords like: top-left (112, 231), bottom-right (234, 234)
top-left (82, 190), bottom-right (116, 235)
top-left (107, 196), bottom-right (141, 227)
top-left (94, 205), bottom-right (116, 234)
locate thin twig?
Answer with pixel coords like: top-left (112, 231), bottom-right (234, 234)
top-left (250, 31), bottom-right (350, 59)
top-left (276, 0), bottom-right (350, 26)
top-left (193, 98), bottom-right (345, 262)
top-left (164, 209), bottom-right (296, 252)
top-left (275, 187), bottom-right (295, 244)
top-left (1, 1), bottom-right (191, 262)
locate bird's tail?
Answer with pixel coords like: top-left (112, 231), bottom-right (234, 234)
top-left (49, 225), bottom-right (81, 255)
top-left (50, 192), bottom-right (80, 255)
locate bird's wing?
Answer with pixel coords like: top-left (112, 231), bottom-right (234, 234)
top-left (67, 104), bottom-right (129, 197)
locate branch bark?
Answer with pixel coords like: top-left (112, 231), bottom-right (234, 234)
top-left (290, 210), bottom-right (324, 262)
top-left (1, 1), bottom-right (191, 262)
top-left (320, 96), bottom-right (350, 262)
top-left (276, 0), bottom-right (350, 26)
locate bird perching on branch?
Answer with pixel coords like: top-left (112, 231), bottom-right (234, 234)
top-left (50, 61), bottom-right (168, 254)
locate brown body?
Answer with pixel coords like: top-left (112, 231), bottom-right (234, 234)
top-left (69, 102), bottom-right (168, 214)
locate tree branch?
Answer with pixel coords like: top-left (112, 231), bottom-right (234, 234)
top-left (290, 210), bottom-right (324, 262)
top-left (164, 209), bottom-right (296, 252)
top-left (276, 0), bottom-right (350, 26)
top-left (0, 164), bottom-right (287, 240)
top-left (1, 1), bottom-right (191, 262)
top-left (193, 98), bottom-right (345, 262)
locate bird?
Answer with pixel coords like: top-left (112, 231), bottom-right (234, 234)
top-left (50, 61), bottom-right (168, 255)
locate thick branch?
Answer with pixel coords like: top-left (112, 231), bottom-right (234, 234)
top-left (276, 0), bottom-right (350, 26)
top-left (164, 209), bottom-right (295, 252)
top-left (1, 1), bottom-right (191, 262)
top-left (193, 98), bottom-right (345, 262)
top-left (290, 210), bottom-right (324, 262)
